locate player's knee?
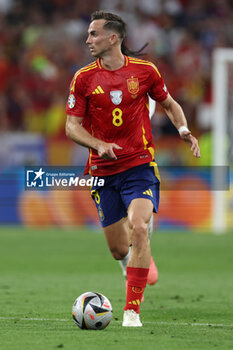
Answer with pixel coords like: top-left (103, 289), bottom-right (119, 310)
top-left (131, 221), bottom-right (148, 247)
top-left (109, 246), bottom-right (129, 261)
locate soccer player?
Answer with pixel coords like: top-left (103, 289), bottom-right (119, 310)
top-left (66, 10), bottom-right (200, 327)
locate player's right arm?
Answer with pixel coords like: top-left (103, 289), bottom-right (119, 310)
top-left (66, 115), bottom-right (122, 160)
top-left (66, 68), bottom-right (122, 160)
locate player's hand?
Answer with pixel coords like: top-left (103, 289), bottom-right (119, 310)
top-left (180, 131), bottom-right (200, 158)
top-left (97, 141), bottom-right (122, 160)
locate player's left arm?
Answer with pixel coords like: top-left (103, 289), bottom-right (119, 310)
top-left (159, 94), bottom-right (200, 158)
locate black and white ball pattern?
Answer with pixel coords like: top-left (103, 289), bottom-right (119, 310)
top-left (72, 291), bottom-right (112, 330)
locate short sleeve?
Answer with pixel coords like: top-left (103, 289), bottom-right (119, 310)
top-left (66, 71), bottom-right (87, 117)
top-left (148, 65), bottom-right (168, 102)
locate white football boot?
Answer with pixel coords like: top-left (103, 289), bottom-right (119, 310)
top-left (122, 310), bottom-right (142, 327)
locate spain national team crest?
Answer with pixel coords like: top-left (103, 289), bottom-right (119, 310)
top-left (98, 206), bottom-right (105, 222)
top-left (110, 90), bottom-right (122, 105)
top-left (127, 77), bottom-right (139, 94)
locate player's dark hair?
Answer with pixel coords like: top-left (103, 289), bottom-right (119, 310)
top-left (90, 10), bottom-right (148, 57)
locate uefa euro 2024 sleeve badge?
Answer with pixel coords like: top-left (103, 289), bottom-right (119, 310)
top-left (68, 94), bottom-right (76, 109)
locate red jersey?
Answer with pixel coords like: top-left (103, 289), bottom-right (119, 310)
top-left (66, 56), bottom-right (168, 176)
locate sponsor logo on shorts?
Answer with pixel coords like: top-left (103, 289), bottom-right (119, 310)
top-left (143, 188), bottom-right (153, 197)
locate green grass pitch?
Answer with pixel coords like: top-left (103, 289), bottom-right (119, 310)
top-left (0, 227), bottom-right (233, 350)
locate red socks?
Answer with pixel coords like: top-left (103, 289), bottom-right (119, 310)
top-left (124, 266), bottom-right (149, 314)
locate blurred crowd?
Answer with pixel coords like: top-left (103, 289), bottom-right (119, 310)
top-left (0, 0), bottom-right (233, 138)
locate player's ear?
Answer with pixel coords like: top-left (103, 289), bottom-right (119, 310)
top-left (109, 33), bottom-right (119, 45)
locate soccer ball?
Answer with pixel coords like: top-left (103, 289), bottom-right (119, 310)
top-left (72, 291), bottom-right (112, 330)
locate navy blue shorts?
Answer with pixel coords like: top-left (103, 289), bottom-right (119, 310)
top-left (91, 162), bottom-right (160, 227)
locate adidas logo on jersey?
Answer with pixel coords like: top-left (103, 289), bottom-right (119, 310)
top-left (143, 188), bottom-right (153, 197)
top-left (92, 85), bottom-right (104, 94)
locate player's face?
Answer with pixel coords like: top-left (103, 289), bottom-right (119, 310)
top-left (86, 19), bottom-right (112, 58)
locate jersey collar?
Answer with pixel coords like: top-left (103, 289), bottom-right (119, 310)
top-left (97, 55), bottom-right (129, 71)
